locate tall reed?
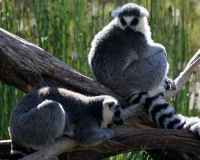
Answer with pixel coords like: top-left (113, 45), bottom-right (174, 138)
top-left (0, 0), bottom-right (199, 159)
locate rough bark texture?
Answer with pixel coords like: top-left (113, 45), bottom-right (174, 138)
top-left (1, 130), bottom-right (200, 160)
top-left (0, 28), bottom-right (200, 160)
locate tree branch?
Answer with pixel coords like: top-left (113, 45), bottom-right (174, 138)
top-left (164, 49), bottom-right (200, 100)
top-left (1, 129), bottom-right (200, 160)
top-left (0, 28), bottom-right (200, 160)
top-left (0, 28), bottom-right (121, 101)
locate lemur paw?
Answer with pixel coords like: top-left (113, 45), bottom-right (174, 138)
top-left (103, 129), bottom-right (115, 139)
top-left (164, 78), bottom-right (176, 90)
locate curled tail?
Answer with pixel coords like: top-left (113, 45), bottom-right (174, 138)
top-left (126, 91), bottom-right (200, 136)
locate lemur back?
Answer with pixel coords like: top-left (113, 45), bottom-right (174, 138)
top-left (9, 87), bottom-right (123, 158)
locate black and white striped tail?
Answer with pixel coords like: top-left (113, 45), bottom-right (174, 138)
top-left (126, 91), bottom-right (200, 136)
top-left (10, 141), bottom-right (33, 160)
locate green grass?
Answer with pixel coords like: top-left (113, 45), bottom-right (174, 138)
top-left (0, 0), bottom-right (200, 159)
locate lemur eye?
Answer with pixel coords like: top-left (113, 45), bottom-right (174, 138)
top-left (131, 18), bottom-right (139, 26)
top-left (120, 18), bottom-right (127, 26)
top-left (107, 101), bottom-right (115, 109)
top-left (114, 110), bottom-right (121, 117)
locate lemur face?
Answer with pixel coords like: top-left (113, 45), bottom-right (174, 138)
top-left (117, 3), bottom-right (149, 33)
top-left (101, 97), bottom-right (123, 128)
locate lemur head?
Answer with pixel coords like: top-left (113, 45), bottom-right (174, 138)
top-left (116, 3), bottom-right (149, 35)
top-left (101, 97), bottom-right (123, 128)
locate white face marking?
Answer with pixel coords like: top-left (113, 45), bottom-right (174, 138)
top-left (117, 16), bottom-right (135, 30)
top-left (124, 16), bottom-right (134, 25)
top-left (116, 15), bottom-right (152, 43)
top-left (101, 98), bottom-right (118, 128)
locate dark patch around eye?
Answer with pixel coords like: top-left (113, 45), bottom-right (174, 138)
top-left (107, 101), bottom-right (115, 109)
top-left (114, 110), bottom-right (121, 117)
top-left (131, 18), bottom-right (139, 26)
top-left (120, 18), bottom-right (127, 26)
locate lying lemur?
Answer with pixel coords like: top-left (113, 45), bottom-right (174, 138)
top-left (9, 87), bottom-right (123, 158)
top-left (9, 3), bottom-right (200, 160)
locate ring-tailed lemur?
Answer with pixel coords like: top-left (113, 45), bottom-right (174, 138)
top-left (88, 3), bottom-right (200, 135)
top-left (9, 87), bottom-right (123, 159)
top-left (88, 3), bottom-right (175, 98)
top-left (126, 89), bottom-right (200, 136)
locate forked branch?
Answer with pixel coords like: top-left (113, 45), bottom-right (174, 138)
top-left (0, 28), bottom-right (200, 160)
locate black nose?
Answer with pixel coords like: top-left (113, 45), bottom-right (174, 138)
top-left (125, 26), bottom-right (134, 33)
top-left (113, 118), bottom-right (123, 125)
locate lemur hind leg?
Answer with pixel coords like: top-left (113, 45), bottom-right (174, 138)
top-left (74, 122), bottom-right (115, 147)
top-left (164, 77), bottom-right (176, 90)
top-left (10, 100), bottom-right (66, 154)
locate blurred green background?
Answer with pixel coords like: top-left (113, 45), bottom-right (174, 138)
top-left (0, 0), bottom-right (200, 159)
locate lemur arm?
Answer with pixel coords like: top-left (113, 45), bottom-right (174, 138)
top-left (122, 43), bottom-right (166, 72)
top-left (141, 43), bottom-right (167, 59)
top-left (122, 52), bottom-right (139, 71)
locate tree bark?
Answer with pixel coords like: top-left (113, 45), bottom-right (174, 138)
top-left (0, 28), bottom-right (200, 160)
top-left (1, 129), bottom-right (200, 160)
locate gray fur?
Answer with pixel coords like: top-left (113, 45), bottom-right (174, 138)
top-left (88, 3), bottom-right (169, 98)
top-left (9, 87), bottom-right (123, 153)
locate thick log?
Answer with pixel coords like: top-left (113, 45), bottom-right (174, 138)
top-left (0, 28), bottom-right (200, 160)
top-left (1, 129), bottom-right (200, 160)
top-left (0, 28), bottom-right (153, 129)
top-left (0, 28), bottom-right (120, 100)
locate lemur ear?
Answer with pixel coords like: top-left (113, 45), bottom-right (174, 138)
top-left (140, 7), bottom-right (149, 17)
top-left (111, 7), bottom-right (121, 17)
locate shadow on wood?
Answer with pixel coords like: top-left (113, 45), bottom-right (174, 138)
top-left (0, 28), bottom-right (200, 160)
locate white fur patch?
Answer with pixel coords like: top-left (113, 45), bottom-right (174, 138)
top-left (139, 6), bottom-right (149, 17)
top-left (148, 98), bottom-right (166, 116)
top-left (101, 106), bottom-right (113, 128)
top-left (101, 98), bottom-right (117, 128)
top-left (117, 17), bottom-right (126, 30)
top-left (139, 94), bottom-right (149, 104)
top-left (124, 16), bottom-right (134, 24)
top-left (150, 85), bottom-right (166, 96)
top-left (135, 17), bottom-right (152, 43)
top-left (128, 93), bottom-right (139, 103)
top-left (38, 100), bottom-right (66, 138)
top-left (154, 105), bottom-right (174, 126)
top-left (190, 123), bottom-right (200, 135)
top-left (88, 46), bottom-right (94, 67)
top-left (173, 114), bottom-right (186, 129)
top-left (181, 116), bottom-right (200, 130)
top-left (146, 91), bottom-right (157, 98)
top-left (162, 114), bottom-right (177, 129)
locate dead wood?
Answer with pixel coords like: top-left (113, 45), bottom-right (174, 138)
top-left (0, 28), bottom-right (200, 160)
